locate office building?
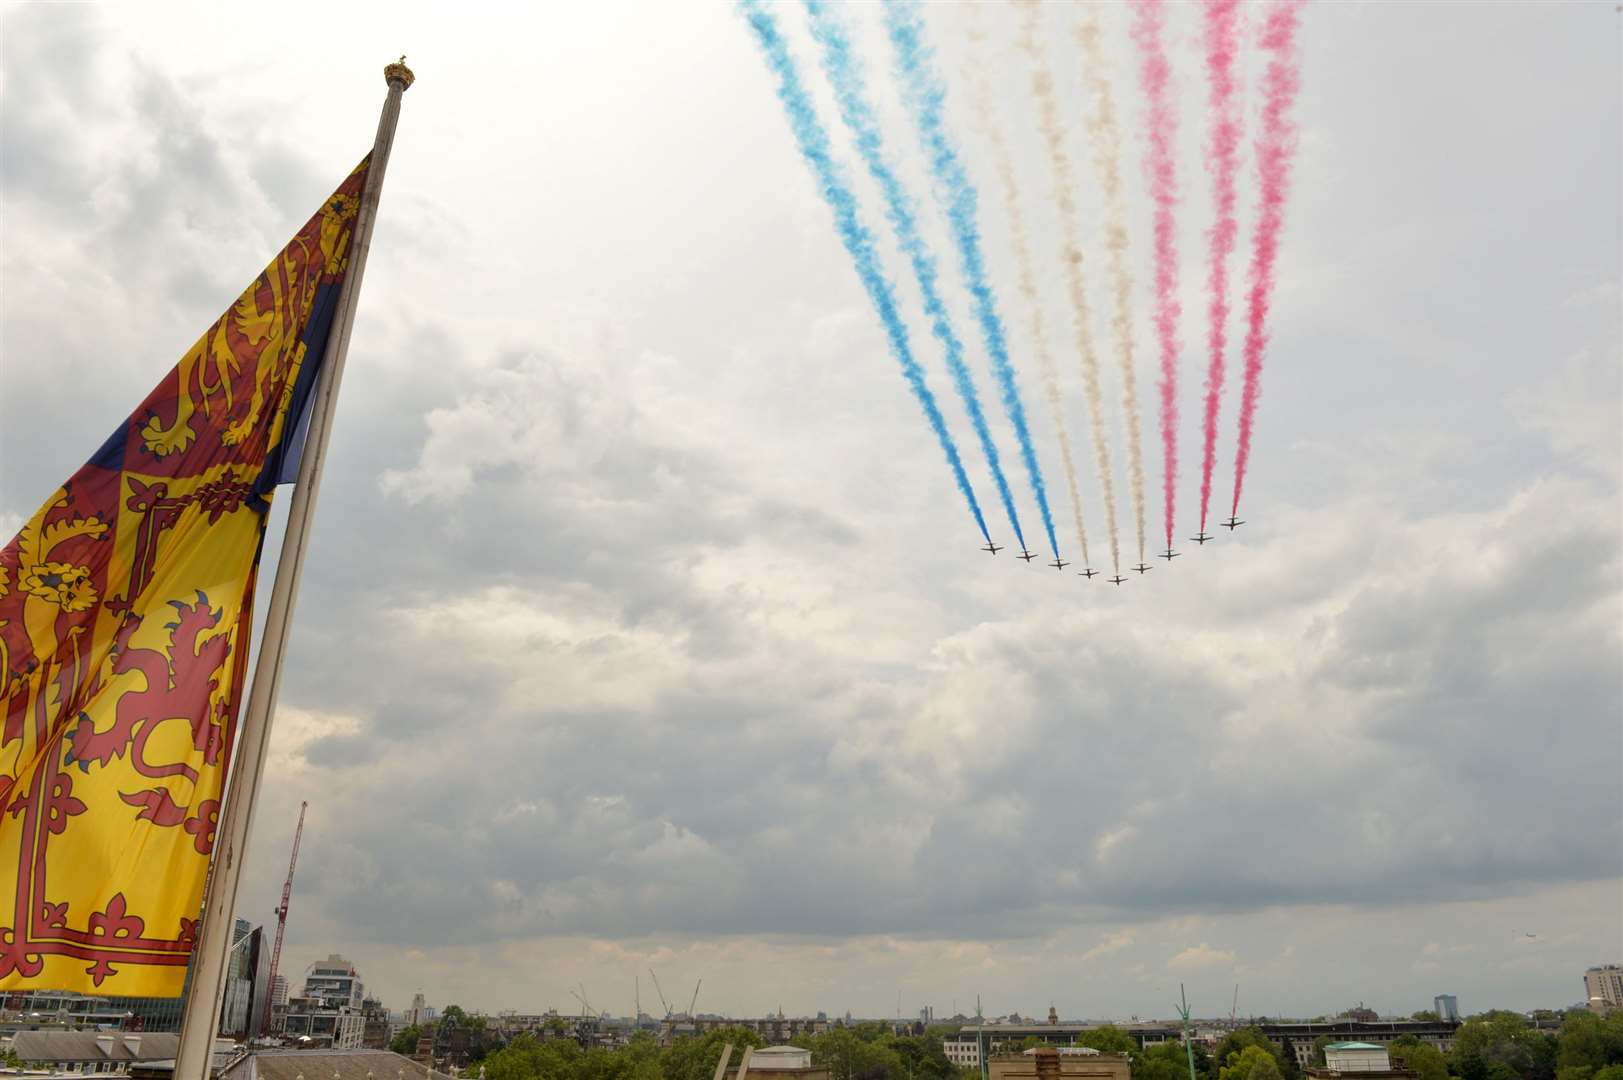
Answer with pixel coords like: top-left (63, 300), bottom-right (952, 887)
top-left (284, 955), bottom-right (367, 1049)
top-left (303, 955), bottom-right (364, 1010)
top-left (1586, 966), bottom-right (1623, 1013)
top-left (1432, 997), bottom-right (1458, 1023)
top-left (945, 1022), bottom-right (1180, 1068)
top-left (1256, 1020), bottom-right (1459, 1069)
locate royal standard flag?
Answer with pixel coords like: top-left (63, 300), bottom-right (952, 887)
top-left (0, 156), bottom-right (369, 995)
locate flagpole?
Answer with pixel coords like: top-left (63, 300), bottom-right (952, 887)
top-left (173, 58), bottom-right (413, 1079)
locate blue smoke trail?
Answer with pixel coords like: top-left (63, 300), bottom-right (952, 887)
top-left (804, 1), bottom-right (1029, 556)
top-left (882, 0), bottom-right (1059, 558)
top-left (739, 1), bottom-right (990, 544)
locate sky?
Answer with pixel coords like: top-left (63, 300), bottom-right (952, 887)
top-left (1, 0), bottom-right (1620, 1024)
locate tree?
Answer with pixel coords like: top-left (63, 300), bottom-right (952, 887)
top-left (1136, 1040), bottom-right (1203, 1080)
top-left (1220, 1046), bottom-right (1283, 1080)
top-left (1413, 1013), bottom-right (1441, 1023)
top-left (806, 1027), bottom-right (903, 1080)
top-left (1079, 1028), bottom-right (1137, 1056)
top-left (663, 1028), bottom-right (765, 1080)
top-left (1558, 1012), bottom-right (1623, 1075)
top-left (1452, 1013), bottom-right (1557, 1080)
top-left (392, 1024), bottom-right (425, 1056)
top-left (483, 1032), bottom-right (586, 1080)
top-left (1388, 1037), bottom-right (1447, 1080)
top-left (1210, 1029), bottom-right (1289, 1080)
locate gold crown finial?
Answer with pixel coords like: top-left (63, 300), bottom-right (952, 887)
top-left (385, 56), bottom-right (416, 89)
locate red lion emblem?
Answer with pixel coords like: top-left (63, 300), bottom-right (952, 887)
top-left (67, 592), bottom-right (232, 825)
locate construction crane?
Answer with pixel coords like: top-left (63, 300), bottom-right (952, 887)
top-left (262, 801), bottom-right (307, 1034)
top-left (649, 968), bottom-right (673, 1018)
top-left (571, 984), bottom-right (594, 1021)
top-left (687, 979), bottom-right (702, 1019)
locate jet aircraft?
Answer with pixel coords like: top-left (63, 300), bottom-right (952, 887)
top-left (1189, 532), bottom-right (1213, 545)
top-left (1049, 558), bottom-right (1069, 571)
top-left (1159, 548), bottom-right (1180, 561)
top-left (982, 542), bottom-right (1003, 555)
top-left (1222, 516), bottom-right (1244, 530)
top-left (1078, 567), bottom-right (1099, 579)
top-left (1018, 549), bottom-right (1040, 562)
top-left (1109, 575), bottom-right (1128, 586)
top-left (1133, 563), bottom-right (1153, 575)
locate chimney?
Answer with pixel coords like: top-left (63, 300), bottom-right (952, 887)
top-left (1034, 1047), bottom-right (1061, 1080)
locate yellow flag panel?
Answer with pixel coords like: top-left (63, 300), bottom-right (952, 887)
top-left (0, 156), bottom-right (369, 995)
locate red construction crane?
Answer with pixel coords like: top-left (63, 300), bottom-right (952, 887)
top-left (262, 801), bottom-right (307, 1034)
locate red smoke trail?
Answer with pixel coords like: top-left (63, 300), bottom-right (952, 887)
top-left (1197, 0), bottom-right (1241, 535)
top-left (1132, 0), bottom-right (1181, 551)
top-left (1230, 0), bottom-right (1303, 518)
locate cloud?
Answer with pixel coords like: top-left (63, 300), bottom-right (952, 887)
top-left (1167, 944), bottom-right (1236, 972)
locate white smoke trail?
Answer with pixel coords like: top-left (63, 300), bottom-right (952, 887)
top-left (966, 32), bottom-right (1091, 570)
top-left (1017, 0), bottom-right (1120, 574)
top-left (1077, 12), bottom-right (1147, 566)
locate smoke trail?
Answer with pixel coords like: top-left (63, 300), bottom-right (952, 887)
top-left (1197, 0), bottom-right (1242, 534)
top-left (1077, 13), bottom-right (1148, 566)
top-left (965, 32), bottom-right (1091, 569)
top-left (882, 0), bottom-right (1060, 559)
top-left (1016, 0), bottom-right (1121, 574)
top-left (1231, 0), bottom-right (1304, 517)
top-left (1130, 0), bottom-right (1182, 552)
top-left (740, 1), bottom-right (990, 542)
top-left (804, 1), bottom-right (1029, 554)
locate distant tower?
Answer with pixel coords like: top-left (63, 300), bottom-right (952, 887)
top-left (1048, 1005), bottom-right (1059, 1026)
top-left (1433, 995), bottom-right (1459, 1022)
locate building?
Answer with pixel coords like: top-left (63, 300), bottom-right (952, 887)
top-left (1254, 1021), bottom-right (1459, 1069)
top-left (361, 998), bottom-right (392, 1049)
top-left (1432, 997), bottom-right (1458, 1023)
top-left (724, 1044), bottom-right (830, 1080)
top-left (944, 1022), bottom-right (1180, 1069)
top-left (302, 955), bottom-right (364, 1010)
top-left (1, 989), bottom-right (185, 1034)
top-left (283, 998), bottom-right (365, 1049)
top-left (945, 1036), bottom-right (981, 1069)
top-left (1586, 966), bottom-right (1623, 1013)
top-left (988, 1047), bottom-right (1131, 1080)
top-left (659, 1014), bottom-right (832, 1046)
top-left (215, 1048), bottom-right (457, 1080)
top-left (283, 955), bottom-right (367, 1049)
top-left (10, 1030), bottom-right (182, 1073)
top-left (1324, 1044), bottom-right (1392, 1073)
top-left (220, 919), bottom-right (255, 1038)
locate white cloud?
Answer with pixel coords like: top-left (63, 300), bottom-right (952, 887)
top-left (1167, 944), bottom-right (1237, 973)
